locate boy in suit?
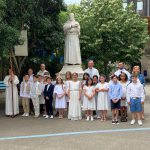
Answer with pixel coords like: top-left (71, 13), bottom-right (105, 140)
top-left (44, 77), bottom-right (54, 119)
top-left (30, 75), bottom-right (42, 117)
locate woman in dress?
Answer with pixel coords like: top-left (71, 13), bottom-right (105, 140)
top-left (4, 68), bottom-right (19, 117)
top-left (83, 78), bottom-right (95, 121)
top-left (96, 75), bottom-right (109, 121)
top-left (54, 76), bottom-right (66, 119)
top-left (68, 72), bottom-right (82, 120)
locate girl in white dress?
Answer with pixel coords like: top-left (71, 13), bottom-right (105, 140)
top-left (68, 72), bottom-right (82, 120)
top-left (119, 72), bottom-right (130, 122)
top-left (96, 75), bottom-right (109, 121)
top-left (4, 69), bottom-right (19, 117)
top-left (54, 76), bottom-right (66, 119)
top-left (83, 78), bottom-right (95, 121)
top-left (81, 73), bottom-right (90, 109)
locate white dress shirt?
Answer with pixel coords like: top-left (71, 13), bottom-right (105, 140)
top-left (30, 81), bottom-right (42, 98)
top-left (37, 70), bottom-right (50, 77)
top-left (84, 67), bottom-right (100, 78)
top-left (126, 82), bottom-right (145, 102)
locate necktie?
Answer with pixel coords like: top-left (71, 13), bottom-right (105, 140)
top-left (89, 69), bottom-right (92, 78)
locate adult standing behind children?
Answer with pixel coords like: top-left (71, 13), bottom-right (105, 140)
top-left (4, 68), bottom-right (19, 117)
top-left (28, 68), bottom-right (34, 83)
top-left (28, 68), bottom-right (34, 114)
top-left (84, 60), bottom-right (100, 78)
top-left (37, 64), bottom-right (50, 77)
top-left (114, 62), bottom-right (131, 80)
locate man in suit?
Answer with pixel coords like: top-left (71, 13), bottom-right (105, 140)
top-left (44, 77), bottom-right (54, 119)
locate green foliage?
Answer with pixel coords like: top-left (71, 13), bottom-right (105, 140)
top-left (0, 0), bottom-right (19, 58)
top-left (0, 0), bottom-right (66, 76)
top-left (74, 0), bottom-right (149, 75)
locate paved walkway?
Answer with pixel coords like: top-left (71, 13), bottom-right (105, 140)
top-left (0, 84), bottom-right (150, 150)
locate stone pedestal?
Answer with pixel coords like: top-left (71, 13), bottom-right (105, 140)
top-left (59, 65), bottom-right (84, 80)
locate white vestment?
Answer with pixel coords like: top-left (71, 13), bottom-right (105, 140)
top-left (63, 20), bottom-right (82, 65)
top-left (4, 75), bottom-right (19, 115)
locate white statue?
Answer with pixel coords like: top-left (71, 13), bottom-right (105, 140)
top-left (63, 13), bottom-right (82, 65)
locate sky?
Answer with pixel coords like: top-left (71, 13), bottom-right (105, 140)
top-left (64, 0), bottom-right (143, 10)
top-left (64, 0), bottom-right (81, 5)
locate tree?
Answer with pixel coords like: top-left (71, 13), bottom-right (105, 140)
top-left (74, 0), bottom-right (149, 75)
top-left (1, 0), bottom-right (66, 76)
top-left (0, 0), bottom-right (20, 79)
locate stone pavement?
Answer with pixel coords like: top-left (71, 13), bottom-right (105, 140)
top-left (0, 84), bottom-right (150, 150)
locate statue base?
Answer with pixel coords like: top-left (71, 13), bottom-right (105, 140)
top-left (59, 65), bottom-right (84, 80)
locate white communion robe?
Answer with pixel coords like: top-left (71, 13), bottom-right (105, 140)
top-left (4, 75), bottom-right (19, 115)
top-left (63, 20), bottom-right (82, 65)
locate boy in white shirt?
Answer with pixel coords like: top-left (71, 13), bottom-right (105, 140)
top-left (127, 74), bottom-right (145, 126)
top-left (20, 74), bottom-right (31, 117)
top-left (30, 75), bottom-right (42, 117)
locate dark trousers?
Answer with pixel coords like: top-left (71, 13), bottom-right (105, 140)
top-left (45, 99), bottom-right (53, 116)
top-left (40, 104), bottom-right (44, 114)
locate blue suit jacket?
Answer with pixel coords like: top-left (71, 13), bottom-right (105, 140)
top-left (44, 84), bottom-right (54, 100)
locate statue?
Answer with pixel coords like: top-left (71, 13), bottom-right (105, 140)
top-left (59, 13), bottom-right (84, 80)
top-left (63, 13), bottom-right (82, 65)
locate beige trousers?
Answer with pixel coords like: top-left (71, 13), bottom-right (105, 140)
top-left (32, 96), bottom-right (40, 116)
top-left (22, 97), bottom-right (30, 113)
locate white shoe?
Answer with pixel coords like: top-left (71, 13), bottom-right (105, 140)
top-left (43, 114), bottom-right (47, 117)
top-left (91, 116), bottom-right (94, 121)
top-left (130, 119), bottom-right (136, 125)
top-left (44, 115), bottom-right (49, 119)
top-left (97, 116), bottom-right (101, 119)
top-left (25, 113), bottom-right (29, 117)
top-left (86, 116), bottom-right (90, 121)
top-left (22, 113), bottom-right (26, 117)
top-left (112, 120), bottom-right (115, 125)
top-left (34, 115), bottom-right (39, 118)
top-left (50, 115), bottom-right (54, 119)
top-left (138, 120), bottom-right (143, 126)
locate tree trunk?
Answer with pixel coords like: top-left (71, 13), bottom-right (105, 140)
top-left (11, 50), bottom-right (27, 76)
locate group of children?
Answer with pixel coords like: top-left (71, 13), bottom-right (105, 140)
top-left (19, 69), bottom-right (145, 126)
